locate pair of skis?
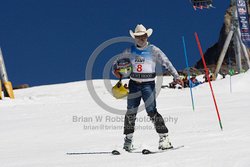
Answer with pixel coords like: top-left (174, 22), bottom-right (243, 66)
top-left (67, 145), bottom-right (184, 155)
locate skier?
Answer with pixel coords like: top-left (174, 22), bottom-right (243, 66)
top-left (113, 24), bottom-right (183, 151)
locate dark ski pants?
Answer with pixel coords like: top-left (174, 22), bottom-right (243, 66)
top-left (124, 79), bottom-right (168, 135)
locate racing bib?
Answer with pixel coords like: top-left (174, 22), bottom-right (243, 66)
top-left (130, 45), bottom-right (156, 77)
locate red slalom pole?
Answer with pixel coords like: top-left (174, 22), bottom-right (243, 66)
top-left (194, 32), bottom-right (223, 131)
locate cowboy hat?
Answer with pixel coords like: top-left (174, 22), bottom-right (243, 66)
top-left (129, 24), bottom-right (153, 38)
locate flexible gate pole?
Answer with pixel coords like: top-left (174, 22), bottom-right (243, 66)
top-left (194, 32), bottom-right (223, 131)
top-left (182, 36), bottom-right (195, 111)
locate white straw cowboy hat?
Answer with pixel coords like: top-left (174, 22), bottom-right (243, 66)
top-left (129, 24), bottom-right (153, 38)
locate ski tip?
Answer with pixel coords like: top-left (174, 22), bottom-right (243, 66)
top-left (142, 149), bottom-right (152, 155)
top-left (111, 150), bottom-right (120, 155)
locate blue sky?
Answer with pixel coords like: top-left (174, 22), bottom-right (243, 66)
top-left (0, 0), bottom-right (229, 86)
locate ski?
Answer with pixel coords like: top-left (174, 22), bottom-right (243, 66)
top-left (66, 151), bottom-right (118, 155)
top-left (67, 148), bottom-right (142, 155)
top-left (142, 145), bottom-right (184, 155)
top-left (67, 145), bottom-right (184, 155)
top-left (66, 149), bottom-right (140, 155)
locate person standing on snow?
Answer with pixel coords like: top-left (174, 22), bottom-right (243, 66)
top-left (113, 24), bottom-right (183, 151)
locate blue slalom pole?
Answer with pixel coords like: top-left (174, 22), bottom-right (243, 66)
top-left (182, 36), bottom-right (195, 111)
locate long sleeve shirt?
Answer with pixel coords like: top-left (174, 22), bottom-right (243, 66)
top-left (114, 44), bottom-right (180, 82)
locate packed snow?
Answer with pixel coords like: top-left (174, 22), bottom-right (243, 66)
top-left (1, 70), bottom-right (250, 167)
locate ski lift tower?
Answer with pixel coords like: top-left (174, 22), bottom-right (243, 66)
top-left (214, 0), bottom-right (250, 78)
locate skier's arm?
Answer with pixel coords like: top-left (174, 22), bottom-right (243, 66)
top-left (152, 46), bottom-right (180, 80)
top-left (152, 46), bottom-right (184, 86)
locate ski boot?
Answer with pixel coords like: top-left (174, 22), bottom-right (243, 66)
top-left (158, 134), bottom-right (173, 150)
top-left (123, 133), bottom-right (133, 152)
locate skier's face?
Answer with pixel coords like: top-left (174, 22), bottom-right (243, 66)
top-left (135, 33), bottom-right (148, 47)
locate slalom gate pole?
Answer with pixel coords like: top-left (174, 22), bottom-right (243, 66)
top-left (182, 36), bottom-right (195, 111)
top-left (194, 32), bottom-right (223, 131)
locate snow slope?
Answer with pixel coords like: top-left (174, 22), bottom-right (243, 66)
top-left (1, 71), bottom-right (250, 167)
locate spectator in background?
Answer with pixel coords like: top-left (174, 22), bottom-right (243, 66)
top-left (189, 74), bottom-right (202, 88)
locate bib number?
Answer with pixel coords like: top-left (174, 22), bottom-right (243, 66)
top-left (137, 64), bottom-right (143, 72)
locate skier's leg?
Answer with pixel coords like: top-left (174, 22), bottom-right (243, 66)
top-left (123, 80), bottom-right (141, 151)
top-left (124, 80), bottom-right (141, 135)
top-left (141, 82), bottom-right (168, 133)
top-left (148, 110), bottom-right (173, 149)
top-left (141, 82), bottom-right (172, 149)
top-left (123, 100), bottom-right (140, 151)
top-left (147, 111), bottom-right (168, 134)
top-left (141, 81), bottom-right (156, 115)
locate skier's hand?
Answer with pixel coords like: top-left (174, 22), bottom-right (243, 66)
top-left (174, 79), bottom-right (184, 87)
